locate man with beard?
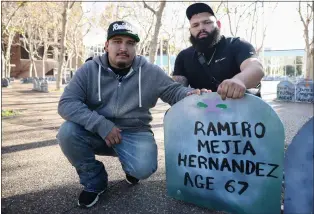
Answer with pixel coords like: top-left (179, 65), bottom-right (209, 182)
top-left (57, 20), bottom-right (207, 208)
top-left (172, 3), bottom-right (264, 100)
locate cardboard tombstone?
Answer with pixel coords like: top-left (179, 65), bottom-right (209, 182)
top-left (2, 78), bottom-right (9, 87)
top-left (164, 92), bottom-right (285, 214)
top-left (295, 80), bottom-right (314, 103)
top-left (40, 80), bottom-right (49, 92)
top-left (283, 117), bottom-right (313, 214)
top-left (277, 80), bottom-right (295, 102)
top-left (33, 78), bottom-right (39, 90)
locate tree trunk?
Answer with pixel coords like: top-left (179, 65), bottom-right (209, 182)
top-left (29, 59), bottom-right (33, 77)
top-left (74, 39), bottom-right (78, 70)
top-left (303, 26), bottom-right (313, 80)
top-left (42, 27), bottom-right (48, 78)
top-left (5, 33), bottom-right (13, 78)
top-left (56, 2), bottom-right (70, 90)
top-left (75, 55), bottom-right (78, 70)
top-left (147, 2), bottom-right (166, 64)
top-left (167, 42), bottom-right (171, 75)
top-left (32, 58), bottom-right (38, 77)
top-left (53, 16), bottom-right (59, 79)
top-left (306, 51), bottom-right (313, 79)
top-left (42, 47), bottom-right (47, 78)
top-left (2, 51), bottom-right (6, 78)
top-left (160, 38), bottom-right (163, 68)
top-left (298, 1), bottom-right (313, 80)
top-left (29, 37), bottom-right (38, 78)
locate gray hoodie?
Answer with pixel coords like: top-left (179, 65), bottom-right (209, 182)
top-left (58, 54), bottom-right (193, 139)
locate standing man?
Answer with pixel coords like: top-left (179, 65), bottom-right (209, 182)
top-left (173, 3), bottom-right (264, 100)
top-left (57, 20), bottom-right (206, 208)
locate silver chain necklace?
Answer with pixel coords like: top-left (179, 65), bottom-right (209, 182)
top-left (207, 48), bottom-right (217, 65)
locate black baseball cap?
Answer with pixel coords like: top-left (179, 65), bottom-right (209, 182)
top-left (186, 3), bottom-right (215, 20)
top-left (107, 21), bottom-right (140, 42)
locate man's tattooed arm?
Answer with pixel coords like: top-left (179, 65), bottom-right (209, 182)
top-left (172, 75), bottom-right (189, 87)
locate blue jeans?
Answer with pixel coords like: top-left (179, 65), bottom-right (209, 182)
top-left (57, 121), bottom-right (158, 193)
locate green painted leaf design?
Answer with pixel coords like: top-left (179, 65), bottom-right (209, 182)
top-left (216, 104), bottom-right (227, 109)
top-left (197, 102), bottom-right (208, 108)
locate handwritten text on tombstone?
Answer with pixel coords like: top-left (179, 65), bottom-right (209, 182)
top-left (277, 80), bottom-right (295, 102)
top-left (178, 121), bottom-right (278, 194)
top-left (295, 81), bottom-right (314, 103)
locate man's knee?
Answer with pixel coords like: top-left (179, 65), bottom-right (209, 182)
top-left (57, 121), bottom-right (84, 147)
top-left (129, 161), bottom-right (158, 180)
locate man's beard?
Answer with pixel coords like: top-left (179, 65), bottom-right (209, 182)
top-left (189, 27), bottom-right (221, 53)
top-left (117, 62), bottom-right (127, 68)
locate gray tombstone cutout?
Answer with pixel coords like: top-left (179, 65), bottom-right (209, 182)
top-left (295, 80), bottom-right (314, 103)
top-left (2, 78), bottom-right (9, 87)
top-left (164, 92), bottom-right (285, 214)
top-left (25, 77), bottom-right (33, 84)
top-left (33, 78), bottom-right (37, 90)
top-left (277, 80), bottom-right (295, 102)
top-left (33, 78), bottom-right (39, 91)
top-left (40, 80), bottom-right (49, 92)
top-left (284, 117), bottom-right (313, 214)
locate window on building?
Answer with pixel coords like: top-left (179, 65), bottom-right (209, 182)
top-left (263, 54), bottom-right (304, 77)
top-left (20, 46), bottom-right (29, 59)
top-left (47, 46), bottom-right (54, 59)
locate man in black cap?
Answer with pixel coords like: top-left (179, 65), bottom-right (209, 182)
top-left (57, 20), bottom-right (207, 208)
top-left (173, 3), bottom-right (264, 100)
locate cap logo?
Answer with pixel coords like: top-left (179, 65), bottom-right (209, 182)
top-left (112, 22), bottom-right (133, 31)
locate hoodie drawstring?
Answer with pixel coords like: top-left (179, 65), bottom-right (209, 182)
top-left (97, 63), bottom-right (142, 107)
top-left (138, 66), bottom-right (142, 108)
top-left (98, 65), bottom-right (101, 101)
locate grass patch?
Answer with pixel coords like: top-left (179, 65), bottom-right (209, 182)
top-left (2, 109), bottom-right (20, 117)
top-left (49, 88), bottom-right (64, 92)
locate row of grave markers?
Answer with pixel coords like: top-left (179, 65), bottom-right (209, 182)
top-left (277, 80), bottom-right (314, 103)
top-left (164, 92), bottom-right (313, 214)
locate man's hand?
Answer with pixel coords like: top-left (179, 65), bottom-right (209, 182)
top-left (105, 127), bottom-right (122, 147)
top-left (217, 79), bottom-right (246, 100)
top-left (187, 88), bottom-right (211, 96)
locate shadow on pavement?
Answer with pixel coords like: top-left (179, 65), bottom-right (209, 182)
top-left (2, 139), bottom-right (58, 154)
top-left (2, 180), bottom-right (224, 214)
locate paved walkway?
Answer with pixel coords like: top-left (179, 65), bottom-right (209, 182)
top-left (1, 81), bottom-right (313, 214)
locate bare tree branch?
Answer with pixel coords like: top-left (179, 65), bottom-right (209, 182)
top-left (143, 1), bottom-right (156, 15)
top-left (215, 2), bottom-right (223, 14)
top-left (249, 2), bottom-right (257, 43)
top-left (82, 23), bottom-right (92, 37)
top-left (298, 1), bottom-right (308, 29)
top-left (69, 1), bottom-right (75, 9)
top-left (307, 3), bottom-right (313, 23)
top-left (225, 2), bottom-right (234, 36)
top-left (235, 2), bottom-right (256, 33)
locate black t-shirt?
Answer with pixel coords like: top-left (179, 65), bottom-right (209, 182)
top-left (108, 64), bottom-right (130, 76)
top-left (173, 36), bottom-right (257, 91)
top-left (85, 56), bottom-right (130, 81)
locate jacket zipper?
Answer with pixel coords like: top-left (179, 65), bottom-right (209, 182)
top-left (113, 67), bottom-right (133, 117)
top-left (114, 80), bottom-right (122, 117)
